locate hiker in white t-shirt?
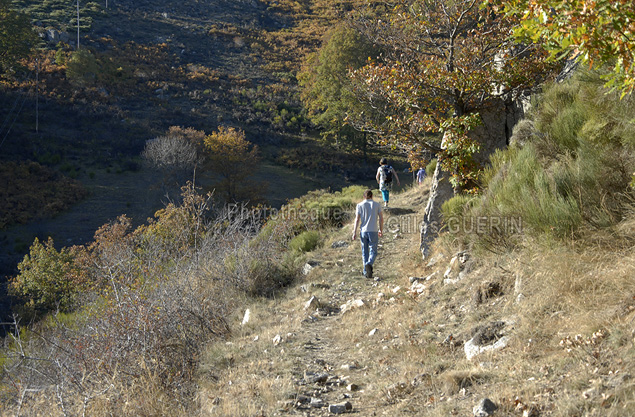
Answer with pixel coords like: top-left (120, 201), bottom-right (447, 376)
top-left (376, 157), bottom-right (400, 208)
top-left (351, 189), bottom-right (383, 279)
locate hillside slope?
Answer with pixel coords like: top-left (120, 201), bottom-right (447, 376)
top-left (197, 184), bottom-right (635, 416)
top-left (0, 0), bottom-right (383, 305)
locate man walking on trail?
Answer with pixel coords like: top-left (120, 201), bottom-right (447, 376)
top-left (352, 189), bottom-right (383, 279)
top-left (376, 158), bottom-right (400, 208)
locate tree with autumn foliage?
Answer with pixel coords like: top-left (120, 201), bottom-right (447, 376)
top-left (348, 0), bottom-right (559, 190)
top-left (204, 126), bottom-right (262, 203)
top-left (494, 0), bottom-right (635, 97)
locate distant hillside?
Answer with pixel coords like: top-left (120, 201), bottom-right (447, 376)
top-left (0, 0), bottom-right (389, 318)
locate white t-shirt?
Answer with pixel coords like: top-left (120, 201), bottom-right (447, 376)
top-left (356, 199), bottom-right (382, 233)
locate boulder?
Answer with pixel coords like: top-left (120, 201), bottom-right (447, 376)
top-left (329, 401), bottom-right (352, 414)
top-left (473, 398), bottom-right (498, 417)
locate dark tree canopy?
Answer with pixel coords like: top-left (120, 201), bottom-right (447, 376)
top-left (0, 0), bottom-right (36, 75)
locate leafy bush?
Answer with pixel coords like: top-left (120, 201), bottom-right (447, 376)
top-left (289, 230), bottom-right (320, 252)
top-left (1, 185), bottom-right (235, 415)
top-left (9, 238), bottom-right (79, 318)
top-left (66, 49), bottom-right (100, 86)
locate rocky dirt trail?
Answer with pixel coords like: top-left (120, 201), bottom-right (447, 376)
top-left (201, 185), bottom-right (454, 416)
top-left (269, 188), bottom-right (430, 416)
top-left (205, 182), bottom-right (635, 417)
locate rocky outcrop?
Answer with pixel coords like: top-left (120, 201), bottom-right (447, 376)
top-left (420, 162), bottom-right (455, 259)
top-left (420, 96), bottom-right (530, 259)
top-left (473, 398), bottom-right (498, 417)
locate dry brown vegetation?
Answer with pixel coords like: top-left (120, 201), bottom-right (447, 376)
top-left (1, 179), bottom-right (633, 416)
top-left (0, 161), bottom-right (87, 229)
top-left (195, 183), bottom-right (635, 416)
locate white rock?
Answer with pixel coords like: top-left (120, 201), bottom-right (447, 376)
top-left (329, 401), bottom-right (352, 414)
top-left (241, 309), bottom-right (250, 325)
top-left (272, 334), bottom-right (282, 345)
top-left (309, 397), bottom-right (324, 408)
top-left (426, 253), bottom-right (444, 267)
top-left (409, 280), bottom-right (427, 296)
top-left (444, 256), bottom-right (458, 278)
top-left (340, 299), bottom-right (365, 314)
top-left (304, 296), bottom-right (321, 311)
top-left (464, 336), bottom-right (509, 360)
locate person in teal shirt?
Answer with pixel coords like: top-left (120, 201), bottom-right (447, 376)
top-left (376, 158), bottom-right (400, 208)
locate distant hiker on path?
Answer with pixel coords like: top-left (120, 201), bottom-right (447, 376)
top-left (417, 167), bottom-right (426, 186)
top-left (376, 158), bottom-right (400, 208)
top-left (351, 189), bottom-right (383, 279)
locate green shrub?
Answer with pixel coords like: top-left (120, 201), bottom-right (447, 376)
top-left (476, 144), bottom-right (583, 237)
top-left (224, 241), bottom-right (296, 297)
top-left (426, 158), bottom-right (437, 175)
top-left (245, 257), bottom-right (295, 297)
top-left (9, 237), bottom-right (86, 319)
top-left (547, 105), bottom-right (586, 152)
top-left (66, 49), bottom-right (100, 86)
top-left (256, 185), bottom-right (365, 248)
top-left (289, 230), bottom-right (320, 253)
top-left (455, 70), bottom-right (635, 244)
top-left (441, 194), bottom-right (476, 220)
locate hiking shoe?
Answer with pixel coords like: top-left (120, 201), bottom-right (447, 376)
top-left (365, 264), bottom-right (373, 279)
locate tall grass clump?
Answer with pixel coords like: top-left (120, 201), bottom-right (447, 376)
top-left (426, 158), bottom-right (437, 176)
top-left (289, 230), bottom-right (321, 253)
top-left (447, 69), bottom-right (635, 245)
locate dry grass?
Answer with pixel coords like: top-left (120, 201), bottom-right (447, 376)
top-left (12, 183), bottom-right (624, 416)
top-left (192, 183), bottom-right (635, 416)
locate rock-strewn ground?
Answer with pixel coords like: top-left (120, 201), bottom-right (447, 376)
top-left (199, 182), bottom-right (635, 417)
